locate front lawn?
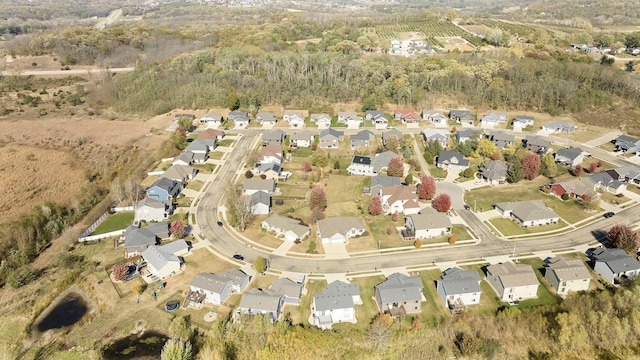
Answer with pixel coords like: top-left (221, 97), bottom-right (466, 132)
top-left (90, 212), bottom-right (134, 235)
top-left (208, 151), bottom-right (225, 160)
top-left (242, 226), bottom-right (284, 250)
top-left (186, 180), bottom-right (204, 191)
top-left (217, 139), bottom-right (234, 147)
top-left (488, 218), bottom-right (568, 236)
top-left (428, 164), bottom-right (447, 178)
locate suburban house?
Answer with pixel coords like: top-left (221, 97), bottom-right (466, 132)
top-left (316, 217), bottom-right (366, 244)
top-left (613, 135), bottom-right (640, 153)
top-left (162, 164), bottom-right (198, 184)
top-left (253, 163), bottom-right (281, 181)
top-left (479, 160), bottom-right (508, 185)
top-left (290, 130), bottom-right (314, 148)
top-left (382, 129), bottom-right (403, 147)
top-left (350, 130), bottom-right (375, 149)
top-left (456, 129), bottom-right (483, 144)
top-left (369, 175), bottom-right (402, 195)
top-left (312, 280), bottom-right (361, 329)
top-left (512, 115), bottom-right (534, 129)
top-left (199, 111), bottom-right (223, 128)
top-left (258, 144), bottom-right (284, 165)
top-left (184, 139), bottom-right (211, 163)
top-left (172, 151), bottom-right (195, 166)
top-left (261, 214), bottom-right (310, 242)
top-left (378, 185), bottom-right (420, 215)
top-left (436, 268), bottom-right (482, 309)
top-left (366, 110), bottom-right (388, 129)
top-left (421, 110), bottom-right (448, 127)
top-left (555, 148), bottom-right (584, 167)
top-left (283, 110), bottom-right (306, 128)
top-left (523, 135), bottom-right (552, 154)
top-left (249, 191), bottom-right (271, 215)
top-left (488, 131), bottom-right (515, 149)
top-left (337, 111), bottom-right (363, 128)
top-left (123, 225), bottom-right (159, 257)
top-left (402, 207), bottom-right (452, 240)
top-left (583, 172), bottom-right (626, 195)
top-left (198, 128), bottom-right (225, 142)
top-left (394, 109), bottom-right (419, 127)
top-left (271, 278), bottom-right (305, 305)
top-left (542, 120), bottom-right (577, 133)
top-left (549, 178), bottom-right (598, 201)
top-left (147, 177), bottom-right (182, 202)
top-left (319, 128), bottom-right (345, 149)
top-left (422, 128), bottom-right (449, 148)
top-left (449, 109), bottom-right (474, 126)
top-left (262, 130), bottom-right (285, 146)
top-left (242, 179), bottom-right (276, 195)
top-left (436, 150), bottom-right (470, 171)
top-left (135, 197), bottom-right (172, 222)
top-left (228, 111), bottom-right (251, 128)
top-left (480, 111), bottom-right (507, 128)
top-left (256, 111), bottom-right (277, 126)
top-left (486, 262), bottom-right (539, 302)
top-left (590, 248), bottom-right (640, 285)
top-left (141, 241), bottom-right (189, 280)
top-left (185, 268), bottom-right (250, 308)
top-left (544, 256), bottom-right (591, 297)
top-left (236, 288), bottom-right (284, 322)
top-left (606, 165), bottom-right (640, 185)
top-left (494, 200), bottom-right (560, 226)
top-left (310, 113), bottom-right (332, 129)
top-left (346, 151), bottom-right (397, 176)
top-left (375, 273), bottom-right (424, 316)
top-left (147, 222), bottom-right (171, 240)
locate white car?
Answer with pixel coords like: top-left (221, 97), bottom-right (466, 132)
top-left (474, 180), bottom-right (483, 185)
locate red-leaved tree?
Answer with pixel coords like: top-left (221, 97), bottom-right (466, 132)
top-left (170, 220), bottom-right (186, 239)
top-left (418, 175), bottom-right (436, 200)
top-left (387, 157), bottom-right (404, 177)
top-left (491, 151), bottom-right (503, 160)
top-left (588, 162), bottom-right (597, 174)
top-left (521, 152), bottom-right (541, 180)
top-left (111, 263), bottom-right (129, 282)
top-left (369, 195), bottom-right (383, 216)
top-left (607, 225), bottom-right (640, 255)
top-left (309, 187), bottom-right (327, 213)
top-left (302, 161), bottom-right (312, 173)
top-left (572, 164), bottom-right (583, 177)
top-left (433, 194), bottom-right (452, 212)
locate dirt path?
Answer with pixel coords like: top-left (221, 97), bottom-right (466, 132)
top-left (94, 8), bottom-right (123, 30)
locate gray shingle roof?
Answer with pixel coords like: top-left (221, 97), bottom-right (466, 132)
top-left (407, 207), bottom-right (451, 230)
top-left (545, 256), bottom-right (591, 281)
top-left (438, 268), bottom-right (482, 295)
top-left (486, 262), bottom-right (539, 288)
top-left (320, 128), bottom-right (344, 139)
top-left (495, 200), bottom-right (559, 222)
top-left (556, 147), bottom-right (583, 161)
top-left (591, 248), bottom-right (640, 274)
top-left (243, 179), bottom-right (276, 192)
top-left (375, 273), bottom-right (423, 304)
top-left (124, 226), bottom-right (157, 248)
top-left (271, 278), bottom-right (304, 299)
top-left (436, 151), bottom-right (470, 168)
top-left (317, 217), bottom-right (365, 239)
top-left (238, 288), bottom-right (282, 312)
top-left (141, 245), bottom-right (180, 271)
top-left (351, 130), bottom-right (375, 141)
top-left (250, 191), bottom-right (271, 207)
top-left (479, 160), bottom-right (508, 181)
top-left (190, 272), bottom-right (230, 293)
top-left (371, 175), bottom-right (402, 189)
top-left (262, 214), bottom-right (309, 238)
top-left (290, 130), bottom-right (313, 141)
top-left (314, 280), bottom-right (360, 312)
top-left (159, 239), bottom-right (189, 254)
top-left (263, 129), bottom-right (285, 141)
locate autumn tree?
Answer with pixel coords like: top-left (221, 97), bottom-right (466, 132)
top-left (226, 189), bottom-right (255, 232)
top-left (111, 263), bottom-right (129, 282)
top-left (253, 256), bottom-right (268, 273)
top-left (309, 187), bottom-right (327, 214)
top-left (491, 151), bottom-right (502, 161)
top-left (521, 152), bottom-right (541, 180)
top-left (369, 195), bottom-right (383, 216)
top-left (312, 149), bottom-right (328, 167)
top-left (177, 117), bottom-right (193, 132)
top-left (172, 128), bottom-right (188, 150)
top-left (170, 220), bottom-right (186, 239)
top-left (433, 194), bottom-right (452, 212)
top-left (387, 156), bottom-right (404, 177)
top-left (384, 136), bottom-right (399, 152)
top-left (540, 153), bottom-right (557, 178)
top-left (589, 162), bottom-right (597, 173)
top-left (572, 164), bottom-right (583, 177)
top-left (607, 225), bottom-right (640, 255)
top-left (476, 138), bottom-right (497, 158)
top-left (301, 161), bottom-right (312, 173)
top-left (161, 339), bottom-right (193, 360)
top-left (418, 175), bottom-right (436, 200)
top-left (392, 212), bottom-right (399, 222)
top-left (225, 93), bottom-right (240, 111)
top-left (368, 313), bottom-right (393, 350)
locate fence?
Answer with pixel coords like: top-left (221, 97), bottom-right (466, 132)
top-left (111, 206), bottom-right (134, 212)
top-left (147, 171), bottom-right (164, 176)
top-left (78, 206), bottom-right (135, 242)
top-left (78, 229), bottom-right (126, 243)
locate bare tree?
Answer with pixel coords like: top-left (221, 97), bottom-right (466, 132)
top-left (124, 176), bottom-right (142, 206)
top-left (110, 179), bottom-right (125, 205)
top-left (226, 189), bottom-right (255, 232)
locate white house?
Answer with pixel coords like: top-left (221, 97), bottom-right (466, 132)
top-left (310, 113), bottom-right (332, 129)
top-left (375, 273), bottom-right (423, 316)
top-left (199, 111), bottom-right (223, 128)
top-left (258, 144), bottom-right (284, 165)
top-left (249, 191), bottom-right (270, 215)
top-left (256, 111), bottom-right (277, 126)
top-left (422, 128), bottom-right (449, 148)
top-left (402, 207), bottom-right (452, 240)
top-left (555, 148), bottom-right (584, 167)
top-left (228, 111), bottom-right (250, 128)
top-left (512, 115), bottom-right (534, 130)
top-left (316, 217), bottom-right (366, 244)
top-left (436, 150), bottom-right (470, 171)
top-left (312, 280), bottom-right (361, 329)
top-left (290, 131), bottom-right (314, 148)
top-left (337, 111), bottom-right (363, 129)
top-left (283, 110), bottom-right (306, 128)
top-left (242, 179), bottom-right (276, 195)
top-left (494, 200), bottom-right (560, 227)
top-left (346, 151), bottom-right (397, 176)
top-left (590, 248), bottom-right (640, 285)
top-left (378, 185), bottom-right (420, 215)
top-left (135, 197), bottom-right (171, 222)
top-left (188, 272), bottom-right (233, 306)
top-left (237, 288), bottom-right (284, 322)
top-left (544, 256), bottom-right (591, 297)
top-left (421, 110), bottom-right (448, 127)
top-left (486, 262), bottom-right (539, 302)
top-left (141, 245), bottom-right (183, 280)
top-left (261, 214), bottom-right (310, 242)
top-left (542, 120), bottom-right (576, 133)
top-left (436, 268), bottom-right (482, 309)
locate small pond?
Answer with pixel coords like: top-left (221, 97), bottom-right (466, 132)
top-left (36, 293), bottom-right (88, 332)
top-left (101, 331), bottom-right (169, 360)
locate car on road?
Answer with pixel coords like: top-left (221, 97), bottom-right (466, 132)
top-left (474, 180), bottom-right (483, 185)
top-left (217, 221), bottom-right (223, 227)
top-left (233, 254), bottom-right (244, 261)
top-left (603, 212), bottom-right (615, 218)
top-left (464, 205), bottom-right (471, 210)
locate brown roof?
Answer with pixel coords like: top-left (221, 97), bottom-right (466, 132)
top-left (260, 144), bottom-right (284, 161)
top-left (198, 129), bottom-right (224, 140)
top-left (382, 185), bottom-right (417, 204)
top-left (486, 262), bottom-right (539, 288)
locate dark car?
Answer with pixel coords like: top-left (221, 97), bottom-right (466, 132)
top-left (464, 205), bottom-right (471, 210)
top-left (217, 221), bottom-right (223, 227)
top-left (233, 254), bottom-right (244, 261)
top-left (603, 212), bottom-right (615, 218)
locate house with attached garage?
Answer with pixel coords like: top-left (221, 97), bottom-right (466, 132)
top-left (382, 129), bottom-right (403, 147)
top-left (187, 269), bottom-right (250, 307)
top-left (147, 177), bottom-right (182, 202)
top-left (488, 131), bottom-right (515, 149)
top-left (319, 128), bottom-right (344, 149)
top-left (613, 134), bottom-right (640, 153)
top-left (486, 262), bottom-right (539, 302)
top-left (123, 225), bottom-right (159, 257)
top-left (290, 130), bottom-right (314, 148)
top-left (369, 175), bottom-right (402, 195)
top-left (422, 128), bottom-right (449, 148)
top-left (346, 151), bottom-right (397, 176)
top-left (480, 111), bottom-right (507, 128)
top-left (449, 109), bottom-right (474, 127)
top-left (283, 110), bottom-right (305, 128)
top-left (366, 110), bottom-right (388, 129)
top-left (590, 248), bottom-right (640, 285)
top-left (479, 160), bottom-right (508, 185)
top-left (316, 217), bottom-right (366, 244)
top-left (394, 109), bottom-right (419, 127)
top-left (312, 280), bottom-right (361, 329)
top-left (542, 120), bottom-right (576, 133)
top-left (512, 115), bottom-right (534, 129)
top-left (583, 172), bottom-right (626, 195)
top-left (198, 128), bottom-right (225, 142)
top-left (135, 197), bottom-right (172, 222)
top-left (262, 130), bottom-right (285, 146)
top-left (456, 129), bottom-right (483, 144)
top-left (350, 130), bottom-right (375, 149)
top-left (199, 111), bottom-right (223, 128)
top-left (421, 110), bottom-right (448, 127)
top-left (436, 150), bottom-right (470, 171)
top-left (162, 164), bottom-right (198, 184)
top-left (523, 135), bottom-right (552, 155)
top-left (141, 241), bottom-right (187, 280)
top-left (253, 163), bottom-right (281, 181)
top-left (402, 207), bottom-right (452, 240)
top-left (436, 267), bottom-right (482, 309)
top-left (337, 111), bottom-right (363, 129)
top-left (555, 147), bottom-right (584, 167)
top-left (256, 111), bottom-right (277, 126)
top-left (249, 191), bottom-right (270, 215)
top-left (271, 278), bottom-right (305, 305)
top-left (237, 288), bottom-right (284, 322)
top-left (228, 111), bottom-right (250, 128)
top-left (375, 273), bottom-right (424, 316)
top-left (378, 185), bottom-right (420, 215)
top-left (242, 179), bottom-right (276, 195)
top-left (184, 139), bottom-right (211, 163)
top-left (494, 200), bottom-right (560, 227)
top-left (310, 113), bottom-right (331, 129)
top-left (261, 214), bottom-right (310, 242)
top-left (172, 151), bottom-right (195, 166)
top-left (606, 165), bottom-right (640, 185)
top-left (549, 178), bottom-right (598, 201)
top-left (259, 144), bottom-right (284, 165)
top-left (544, 256), bottom-right (591, 297)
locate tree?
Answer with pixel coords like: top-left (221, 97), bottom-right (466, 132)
top-left (392, 212), bottom-right (398, 222)
top-left (417, 175), bottom-right (436, 200)
top-left (446, 8), bottom-right (457, 21)
top-left (521, 153), bottom-right (541, 180)
top-left (309, 187), bottom-right (327, 213)
top-left (161, 339), bottom-right (193, 360)
top-left (169, 316), bottom-right (194, 342)
top-left (424, 139), bottom-right (443, 165)
top-left (253, 256), bottom-right (268, 273)
top-left (245, 170), bottom-right (254, 178)
top-left (449, 234), bottom-right (456, 244)
top-left (572, 164), bottom-right (583, 177)
top-left (110, 179), bottom-right (125, 205)
top-left (384, 136), bottom-right (399, 152)
top-left (507, 161), bottom-right (523, 183)
top-left (607, 225), bottom-right (640, 255)
top-left (226, 189), bottom-right (255, 232)
top-left (540, 153), bottom-right (557, 178)
top-left (485, 28), bottom-right (510, 46)
top-left (225, 93), bottom-right (240, 111)
top-left (491, 151), bottom-right (502, 161)
top-left (311, 150), bottom-right (328, 167)
top-left (361, 95), bottom-right (376, 111)
top-left (368, 195), bottom-right (382, 216)
top-left (124, 176), bottom-right (143, 206)
top-left (301, 161), bottom-right (312, 173)
top-left (625, 32), bottom-right (640, 49)
top-left (581, 195), bottom-right (600, 211)
top-left (387, 156), bottom-right (404, 177)
top-left (132, 283), bottom-right (145, 296)
top-left (368, 313), bottom-right (393, 350)
top-left (334, 160), bottom-right (340, 170)
top-left (433, 194), bottom-right (452, 213)
top-left (405, 173), bottom-right (413, 185)
top-left (589, 162), bottom-right (597, 173)
top-left (177, 117), bottom-right (193, 132)
top-left (414, 239), bottom-right (422, 248)
top-left (172, 128), bottom-right (188, 150)
top-left (403, 146), bottom-right (412, 160)
top-left (170, 220), bottom-right (186, 239)
top-left (387, 226), bottom-right (393, 235)
top-left (111, 263), bottom-right (129, 282)
top-left (476, 138), bottom-right (497, 158)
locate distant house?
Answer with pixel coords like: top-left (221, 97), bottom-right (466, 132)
top-left (449, 110), bottom-right (474, 127)
top-left (184, 139), bottom-right (211, 163)
top-left (319, 128), bottom-right (345, 149)
top-left (249, 191), bottom-right (270, 215)
top-left (261, 214), bottom-right (310, 242)
top-left (606, 165), bottom-right (640, 185)
top-left (613, 135), bottom-right (640, 153)
top-left (422, 129), bottom-right (449, 148)
top-left (550, 178), bottom-right (598, 202)
top-left (123, 225), bottom-right (159, 257)
top-left (316, 217), bottom-right (366, 244)
top-left (421, 110), bottom-right (448, 127)
top-left (228, 111), bottom-right (250, 128)
top-left (402, 207), bottom-right (452, 240)
top-left (495, 200), bottom-right (560, 226)
top-left (486, 262), bottom-right (539, 302)
top-left (162, 164), bottom-right (198, 184)
top-left (283, 110), bottom-right (305, 128)
top-left (488, 131), bottom-right (515, 149)
top-left (135, 198), bottom-right (171, 222)
top-left (480, 111), bottom-right (506, 128)
top-left (237, 288), bottom-right (284, 322)
top-left (375, 273), bottom-right (423, 316)
top-left (382, 129), bottom-right (403, 147)
top-left (583, 172), bottom-right (626, 195)
top-left (555, 148), bottom-right (584, 167)
top-left (338, 111), bottom-right (363, 128)
top-left (346, 151), bottom-right (397, 176)
top-left (512, 115), bottom-right (534, 129)
top-left (258, 144), bottom-right (284, 165)
top-left (523, 135), bottom-right (552, 154)
top-left (198, 128), bottom-right (225, 141)
top-left (310, 113), bottom-right (331, 129)
top-left (242, 179), bottom-right (276, 195)
top-left (147, 177), bottom-right (182, 202)
top-left (262, 130), bottom-right (285, 146)
top-left (436, 268), bottom-right (482, 309)
top-left (290, 130), bottom-right (314, 148)
top-left (394, 109), bottom-right (419, 127)
top-left (479, 160), bottom-right (508, 185)
top-left (378, 185), bottom-right (420, 215)
top-left (312, 280), bottom-right (361, 329)
top-left (366, 110), bottom-right (388, 129)
top-left (271, 278), bottom-right (305, 305)
top-left (350, 130), bottom-right (375, 149)
top-left (199, 111), bottom-right (223, 128)
top-left (172, 151), bottom-right (195, 166)
top-left (141, 242), bottom-right (185, 280)
top-left (542, 120), bottom-right (576, 133)
top-left (369, 175), bottom-right (402, 195)
top-left (544, 256), bottom-right (591, 297)
top-left (456, 129), bottom-right (483, 144)
top-left (256, 111), bottom-right (277, 126)
top-left (436, 150), bottom-right (470, 171)
top-left (590, 248), bottom-right (640, 285)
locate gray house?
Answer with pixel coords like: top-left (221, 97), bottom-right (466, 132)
top-left (436, 268), bottom-right (482, 309)
top-left (350, 130), bottom-right (375, 149)
top-left (513, 115), bottom-right (534, 129)
top-left (147, 177), bottom-right (182, 202)
top-left (262, 129), bottom-right (285, 146)
top-left (237, 288), bottom-right (285, 322)
top-left (256, 111), bottom-right (277, 125)
top-left (479, 160), bottom-right (508, 185)
top-left (312, 280), bottom-right (361, 329)
top-left (436, 150), bottom-right (469, 170)
top-left (542, 120), bottom-right (576, 133)
top-left (319, 128), bottom-right (344, 149)
top-left (135, 197), bottom-right (171, 222)
top-left (495, 200), bottom-right (560, 226)
top-left (422, 128), bottom-right (449, 148)
top-left (369, 175), bottom-right (402, 195)
top-left (449, 109), bottom-right (474, 126)
top-left (456, 129), bottom-right (483, 144)
top-left (242, 179), bottom-right (276, 195)
top-left (488, 131), bottom-right (515, 149)
top-left (523, 135), bottom-right (552, 154)
top-left (544, 256), bottom-right (591, 297)
top-left (123, 225), bottom-right (158, 257)
top-left (228, 111), bottom-right (250, 127)
top-left (555, 148), bottom-right (584, 167)
top-left (271, 278), bottom-right (304, 305)
top-left (613, 135), bottom-right (640, 153)
top-left (382, 129), bottom-right (403, 147)
top-left (590, 248), bottom-right (640, 285)
top-left (374, 273), bottom-right (423, 316)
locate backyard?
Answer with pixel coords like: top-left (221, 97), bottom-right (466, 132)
top-left (90, 212), bottom-right (134, 235)
top-left (345, 275), bottom-right (387, 330)
top-left (284, 279), bottom-right (327, 325)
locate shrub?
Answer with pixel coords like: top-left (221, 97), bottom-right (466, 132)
top-left (561, 193), bottom-right (570, 201)
top-left (58, 254), bottom-right (86, 269)
top-left (449, 234), bottom-right (456, 244)
top-left (111, 263), bottom-right (129, 281)
top-left (387, 226), bottom-right (394, 235)
top-left (245, 170), bottom-right (254, 178)
top-left (7, 266), bottom-right (37, 288)
top-left (414, 240), bottom-right (422, 248)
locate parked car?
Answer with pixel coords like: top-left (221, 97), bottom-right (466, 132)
top-left (233, 254), bottom-right (244, 261)
top-left (464, 205), bottom-right (471, 210)
top-left (603, 212), bottom-right (615, 218)
top-left (217, 221), bottom-right (223, 227)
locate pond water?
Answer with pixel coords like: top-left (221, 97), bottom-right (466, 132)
top-left (101, 331), bottom-right (169, 360)
top-left (36, 293), bottom-right (88, 332)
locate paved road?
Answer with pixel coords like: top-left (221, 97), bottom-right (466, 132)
top-left (0, 67), bottom-right (134, 76)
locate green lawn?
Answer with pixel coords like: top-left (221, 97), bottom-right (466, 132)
top-left (285, 279), bottom-right (327, 326)
top-left (460, 264), bottom-right (503, 316)
top-left (192, 163), bottom-right (216, 173)
top-left (488, 218), bottom-right (568, 236)
top-left (598, 142), bottom-right (616, 152)
top-left (451, 225), bottom-right (472, 241)
top-left (344, 276), bottom-right (387, 330)
top-left (514, 258), bottom-right (561, 309)
top-left (428, 164), bottom-right (447, 178)
top-left (417, 270), bottom-right (448, 325)
top-left (217, 139), bottom-right (234, 147)
top-left (90, 212), bottom-right (134, 235)
top-left (292, 147), bottom-right (313, 157)
top-left (208, 151), bottom-right (224, 160)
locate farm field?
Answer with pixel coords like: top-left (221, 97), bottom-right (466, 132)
top-left (374, 20), bottom-right (484, 47)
